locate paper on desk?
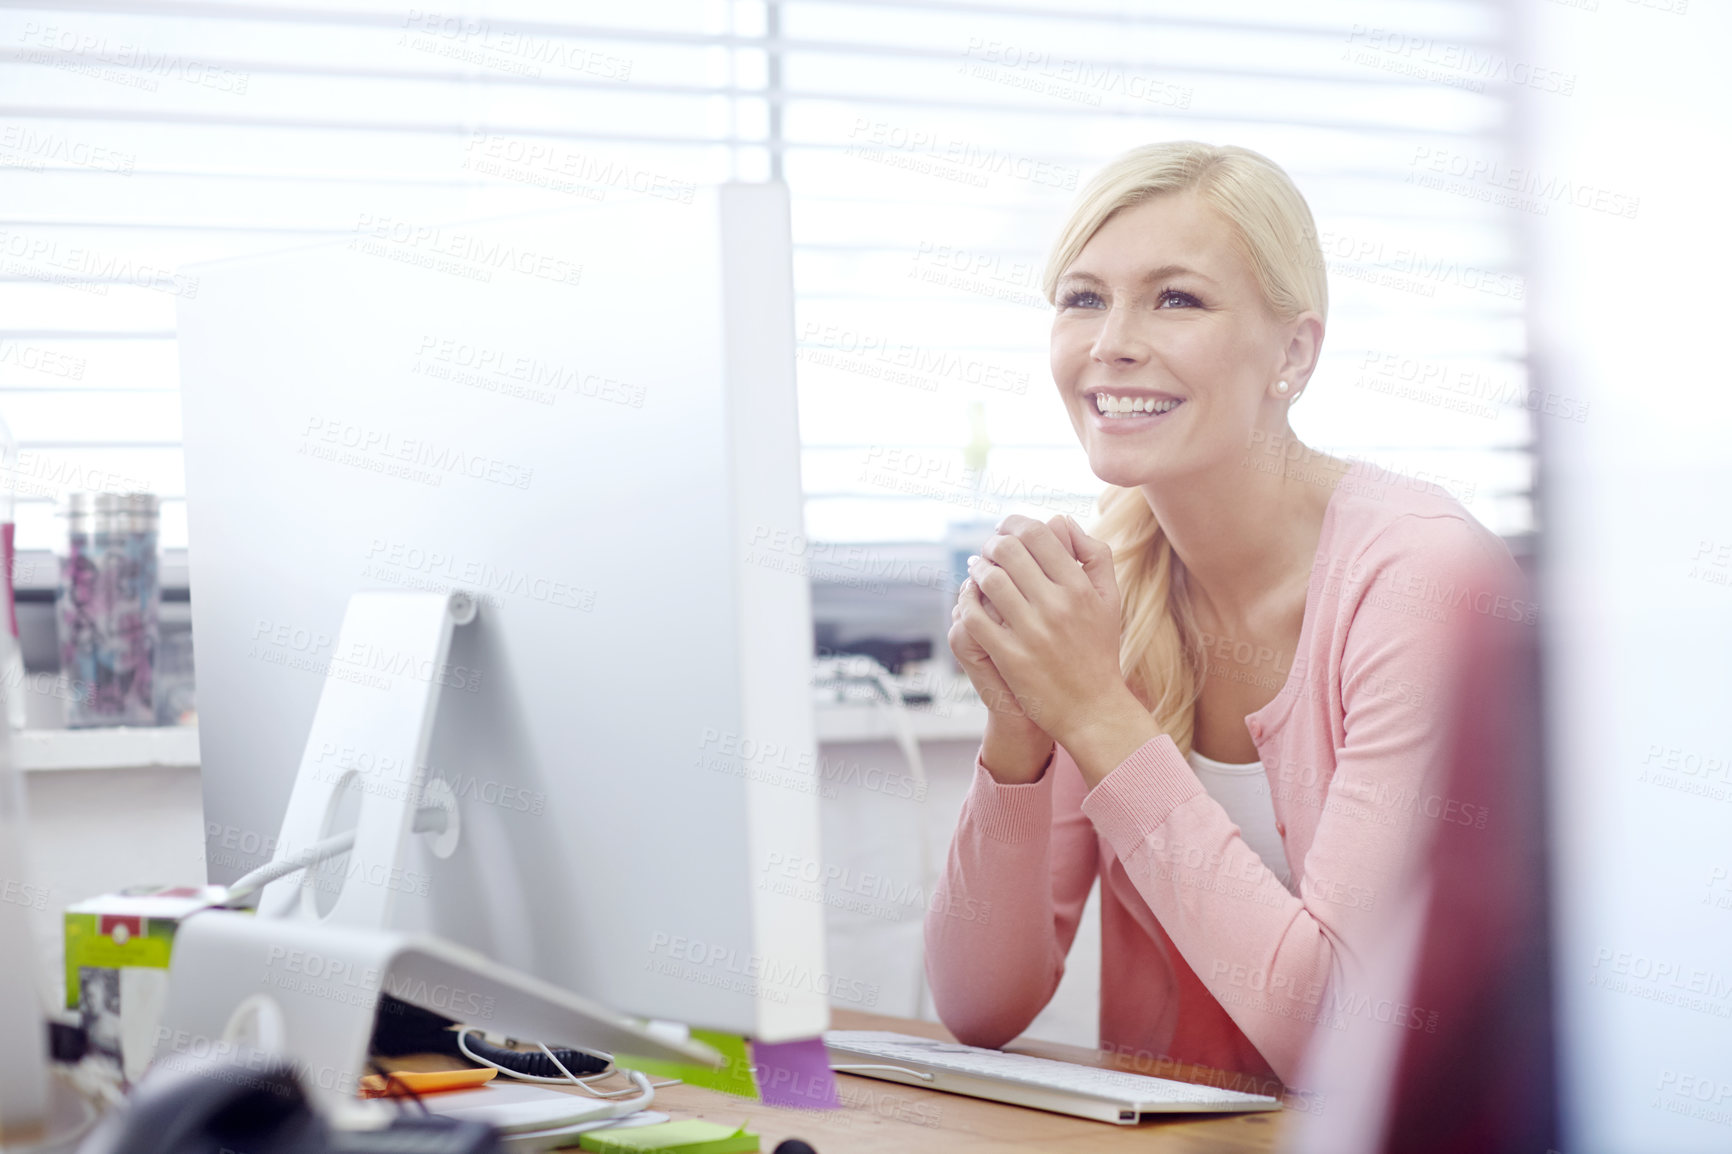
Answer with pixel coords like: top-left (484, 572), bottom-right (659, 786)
top-left (423, 1080), bottom-right (625, 1130)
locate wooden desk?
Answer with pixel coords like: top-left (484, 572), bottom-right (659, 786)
top-left (646, 1009), bottom-right (1286, 1153)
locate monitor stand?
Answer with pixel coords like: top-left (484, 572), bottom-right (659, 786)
top-left (155, 591), bottom-right (717, 1108)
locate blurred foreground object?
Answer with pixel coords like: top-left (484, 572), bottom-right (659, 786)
top-left (1288, 561), bottom-right (1556, 1153)
top-left (0, 712), bottom-right (51, 1142)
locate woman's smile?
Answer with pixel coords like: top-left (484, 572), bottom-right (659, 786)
top-left (1085, 391), bottom-right (1187, 434)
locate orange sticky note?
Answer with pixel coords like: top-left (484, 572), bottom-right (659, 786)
top-left (360, 1067), bottom-right (498, 1097)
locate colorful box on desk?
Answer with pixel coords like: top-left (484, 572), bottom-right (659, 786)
top-left (63, 884), bottom-right (229, 1082)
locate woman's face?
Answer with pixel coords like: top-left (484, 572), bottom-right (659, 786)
top-left (1050, 191), bottom-right (1302, 490)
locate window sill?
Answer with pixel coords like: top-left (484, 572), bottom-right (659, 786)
top-left (7, 701), bottom-right (984, 774)
top-left (13, 726), bottom-right (201, 773)
top-left (815, 698), bottom-right (987, 744)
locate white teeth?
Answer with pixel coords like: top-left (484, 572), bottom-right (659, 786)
top-left (1093, 393), bottom-right (1182, 418)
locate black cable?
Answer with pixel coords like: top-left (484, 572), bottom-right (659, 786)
top-left (460, 1034), bottom-right (610, 1079)
top-left (369, 995), bottom-right (609, 1077)
top-left (367, 1060), bottom-right (431, 1113)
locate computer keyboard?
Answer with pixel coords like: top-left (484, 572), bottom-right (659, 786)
top-left (824, 1030), bottom-right (1281, 1125)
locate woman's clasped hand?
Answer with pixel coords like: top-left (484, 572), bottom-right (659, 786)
top-left (949, 513), bottom-right (1142, 751)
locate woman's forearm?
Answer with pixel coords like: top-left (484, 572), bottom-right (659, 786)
top-left (925, 748), bottom-right (1100, 1050)
top-left (1049, 689), bottom-right (1164, 791)
top-left (979, 712), bottom-right (1055, 784)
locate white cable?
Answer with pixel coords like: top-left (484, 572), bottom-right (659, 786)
top-left (454, 1027), bottom-right (606, 1086)
top-left (63, 1054), bottom-right (127, 1111)
top-left (1, 1066), bottom-right (105, 1154)
top-left (533, 1039), bottom-right (682, 1095)
top-left (810, 654), bottom-right (928, 788)
top-left (863, 662), bottom-right (929, 792)
top-left (453, 1028), bottom-right (679, 1098)
top-left (221, 829), bottom-right (355, 906)
top-left (449, 1027), bottom-right (683, 1135)
top-left (222, 806), bottom-right (449, 907)
top-left (831, 1063), bottom-right (936, 1081)
top-left (472, 1063), bottom-right (654, 1133)
top-left (535, 1042), bottom-right (678, 1100)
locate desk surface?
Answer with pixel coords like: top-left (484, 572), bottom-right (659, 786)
top-left (647, 1010), bottom-right (1286, 1153)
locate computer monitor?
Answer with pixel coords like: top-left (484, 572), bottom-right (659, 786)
top-left (175, 183), bottom-right (830, 1043)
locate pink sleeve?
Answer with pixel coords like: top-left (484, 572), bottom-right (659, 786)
top-left (923, 745), bottom-right (1100, 1049)
top-left (1077, 515), bottom-right (1516, 1082)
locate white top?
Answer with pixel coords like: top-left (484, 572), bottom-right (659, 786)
top-left (1184, 749), bottom-right (1295, 894)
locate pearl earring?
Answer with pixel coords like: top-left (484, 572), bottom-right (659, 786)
top-left (1275, 380), bottom-right (1290, 395)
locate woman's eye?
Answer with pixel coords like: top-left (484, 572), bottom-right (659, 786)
top-left (1157, 289), bottom-right (1201, 309)
top-left (1060, 290), bottom-right (1104, 309)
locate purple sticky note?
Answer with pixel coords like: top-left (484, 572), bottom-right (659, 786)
top-left (750, 1036), bottom-right (840, 1109)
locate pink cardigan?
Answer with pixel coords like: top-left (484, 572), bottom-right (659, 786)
top-left (924, 458), bottom-right (1528, 1085)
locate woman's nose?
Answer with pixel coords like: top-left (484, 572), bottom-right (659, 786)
top-left (1089, 304), bottom-right (1148, 366)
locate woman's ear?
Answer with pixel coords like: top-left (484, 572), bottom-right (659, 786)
top-left (1278, 311), bottom-right (1325, 395)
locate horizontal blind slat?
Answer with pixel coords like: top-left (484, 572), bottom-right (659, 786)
top-left (0, 0), bottom-right (1534, 548)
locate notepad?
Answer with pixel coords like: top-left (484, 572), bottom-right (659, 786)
top-left (576, 1119), bottom-right (758, 1153)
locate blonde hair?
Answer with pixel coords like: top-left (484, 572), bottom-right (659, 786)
top-left (1042, 142), bottom-right (1326, 755)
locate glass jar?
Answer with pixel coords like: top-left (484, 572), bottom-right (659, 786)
top-left (56, 493), bottom-right (160, 727)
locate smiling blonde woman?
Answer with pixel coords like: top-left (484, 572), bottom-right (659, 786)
top-left (924, 142), bottom-right (1526, 1085)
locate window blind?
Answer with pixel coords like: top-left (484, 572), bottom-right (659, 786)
top-left (780, 0), bottom-right (1535, 543)
top-left (0, 0), bottom-right (1535, 554)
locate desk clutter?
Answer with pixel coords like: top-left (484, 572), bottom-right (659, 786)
top-left (55, 892), bottom-right (1283, 1152)
top-left (52, 958), bottom-right (839, 1154)
top-left (65, 1023), bottom-right (794, 1154)
top-left (75, 1050), bottom-right (816, 1154)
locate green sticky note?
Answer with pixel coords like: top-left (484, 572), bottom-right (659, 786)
top-left (578, 1120), bottom-right (758, 1154)
top-left (615, 1028), bottom-right (758, 1099)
